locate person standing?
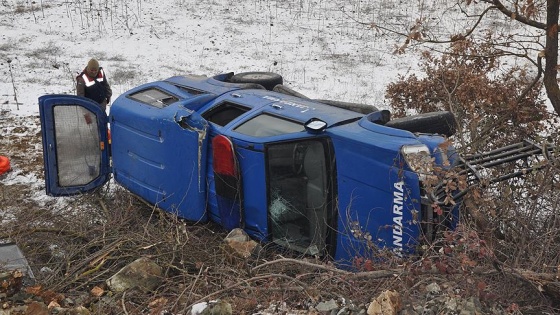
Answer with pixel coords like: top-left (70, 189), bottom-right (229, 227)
top-left (76, 58), bottom-right (112, 111)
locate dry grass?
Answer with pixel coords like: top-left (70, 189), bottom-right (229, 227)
top-left (1, 114), bottom-right (559, 314)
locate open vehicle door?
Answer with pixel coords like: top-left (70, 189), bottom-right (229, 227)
top-left (39, 95), bottom-right (110, 196)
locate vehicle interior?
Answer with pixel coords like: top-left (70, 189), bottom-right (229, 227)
top-left (266, 140), bottom-right (330, 256)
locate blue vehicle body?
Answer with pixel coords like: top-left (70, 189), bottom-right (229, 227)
top-left (39, 72), bottom-right (459, 268)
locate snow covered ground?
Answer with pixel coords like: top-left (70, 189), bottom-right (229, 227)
top-left (0, 0), bottom-right (539, 214)
top-left (1, 0), bottom-right (481, 118)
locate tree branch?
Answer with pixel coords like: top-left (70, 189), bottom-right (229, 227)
top-left (488, 0), bottom-right (547, 29)
top-left (517, 53), bottom-right (544, 104)
top-left (252, 258), bottom-right (352, 275)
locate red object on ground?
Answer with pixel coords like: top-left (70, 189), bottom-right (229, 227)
top-left (0, 155), bottom-right (10, 175)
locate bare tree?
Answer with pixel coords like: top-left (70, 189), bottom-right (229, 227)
top-left (481, 0), bottom-right (560, 115)
top-left (543, 0), bottom-right (560, 115)
top-left (368, 0), bottom-right (560, 116)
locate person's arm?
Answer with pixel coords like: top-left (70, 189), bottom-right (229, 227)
top-left (76, 76), bottom-right (85, 97)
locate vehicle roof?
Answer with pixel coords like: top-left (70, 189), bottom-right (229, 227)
top-left (163, 75), bottom-right (365, 125)
top-left (220, 89), bottom-right (364, 125)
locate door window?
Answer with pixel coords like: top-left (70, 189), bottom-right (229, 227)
top-left (202, 102), bottom-right (250, 126)
top-left (53, 105), bottom-right (102, 186)
top-left (235, 113), bottom-right (304, 137)
top-left (128, 88), bottom-right (179, 108)
top-left (267, 140), bottom-right (329, 255)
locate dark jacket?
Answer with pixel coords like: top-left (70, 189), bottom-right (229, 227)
top-left (76, 67), bottom-right (113, 110)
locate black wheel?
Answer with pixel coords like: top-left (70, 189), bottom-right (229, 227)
top-left (230, 72), bottom-right (283, 91)
top-left (385, 111), bottom-right (457, 137)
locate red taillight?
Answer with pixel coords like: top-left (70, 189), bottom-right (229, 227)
top-left (212, 135), bottom-right (237, 177)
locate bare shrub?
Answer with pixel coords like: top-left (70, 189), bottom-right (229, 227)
top-left (0, 40), bottom-right (17, 57)
top-left (14, 4), bottom-right (40, 14)
top-left (107, 54), bottom-right (127, 62)
top-left (416, 223), bottom-right (552, 310)
top-left (111, 68), bottom-right (137, 85)
top-left (385, 37), bottom-right (551, 153)
top-left (25, 42), bottom-right (62, 63)
top-left (462, 162), bottom-right (560, 272)
top-left (385, 35), bottom-right (560, 308)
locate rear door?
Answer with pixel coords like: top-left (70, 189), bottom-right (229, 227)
top-left (39, 95), bottom-right (110, 195)
top-left (109, 90), bottom-right (210, 222)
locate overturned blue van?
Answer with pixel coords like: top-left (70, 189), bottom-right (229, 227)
top-left (39, 72), bottom-right (461, 267)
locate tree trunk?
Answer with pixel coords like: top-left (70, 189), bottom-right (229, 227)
top-left (544, 0), bottom-right (560, 116)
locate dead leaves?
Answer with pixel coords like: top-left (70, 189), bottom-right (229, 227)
top-left (25, 285), bottom-right (65, 305)
top-left (0, 270), bottom-right (23, 297)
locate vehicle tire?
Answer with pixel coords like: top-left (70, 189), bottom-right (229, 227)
top-left (270, 85), bottom-right (379, 115)
top-left (314, 99), bottom-right (378, 114)
top-left (230, 72), bottom-right (283, 91)
top-left (385, 111), bottom-right (457, 137)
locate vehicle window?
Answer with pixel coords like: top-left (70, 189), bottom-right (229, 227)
top-left (53, 105), bottom-right (101, 186)
top-left (174, 85), bottom-right (206, 96)
top-left (202, 102), bottom-right (250, 127)
top-left (267, 140), bottom-right (328, 256)
top-left (128, 88), bottom-right (179, 108)
top-left (235, 114), bottom-right (304, 137)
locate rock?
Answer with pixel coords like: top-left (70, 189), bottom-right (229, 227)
top-left (47, 300), bottom-right (60, 310)
top-left (315, 299), bottom-right (338, 312)
top-left (106, 257), bottom-right (162, 293)
top-left (0, 305), bottom-right (27, 315)
top-left (191, 300), bottom-right (232, 315)
top-left (63, 297), bottom-right (75, 307)
top-left (25, 301), bottom-right (48, 315)
top-left (222, 228), bottom-right (261, 264)
top-left (224, 228), bottom-right (250, 242)
top-left (68, 306), bottom-right (91, 315)
top-left (367, 290), bottom-right (402, 315)
top-left (425, 282), bottom-right (441, 296)
top-left (443, 297), bottom-right (458, 313)
top-left (90, 286), bottom-right (104, 298)
top-left (191, 302), bottom-right (208, 315)
top-left (459, 297), bottom-right (483, 315)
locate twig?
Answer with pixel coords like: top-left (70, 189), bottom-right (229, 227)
top-left (60, 239), bottom-right (125, 286)
top-left (0, 227), bottom-right (87, 241)
top-left (72, 268), bottom-right (113, 292)
top-left (252, 257), bottom-right (352, 275)
top-left (98, 198), bottom-right (110, 218)
top-left (184, 273), bottom-right (311, 313)
top-left (173, 264), bottom-right (205, 312)
top-left (121, 291), bottom-right (129, 315)
top-left (7, 59), bottom-right (19, 111)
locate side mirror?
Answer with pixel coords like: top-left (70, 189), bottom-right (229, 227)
top-left (304, 118), bottom-right (327, 133)
top-left (366, 110), bottom-right (391, 125)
